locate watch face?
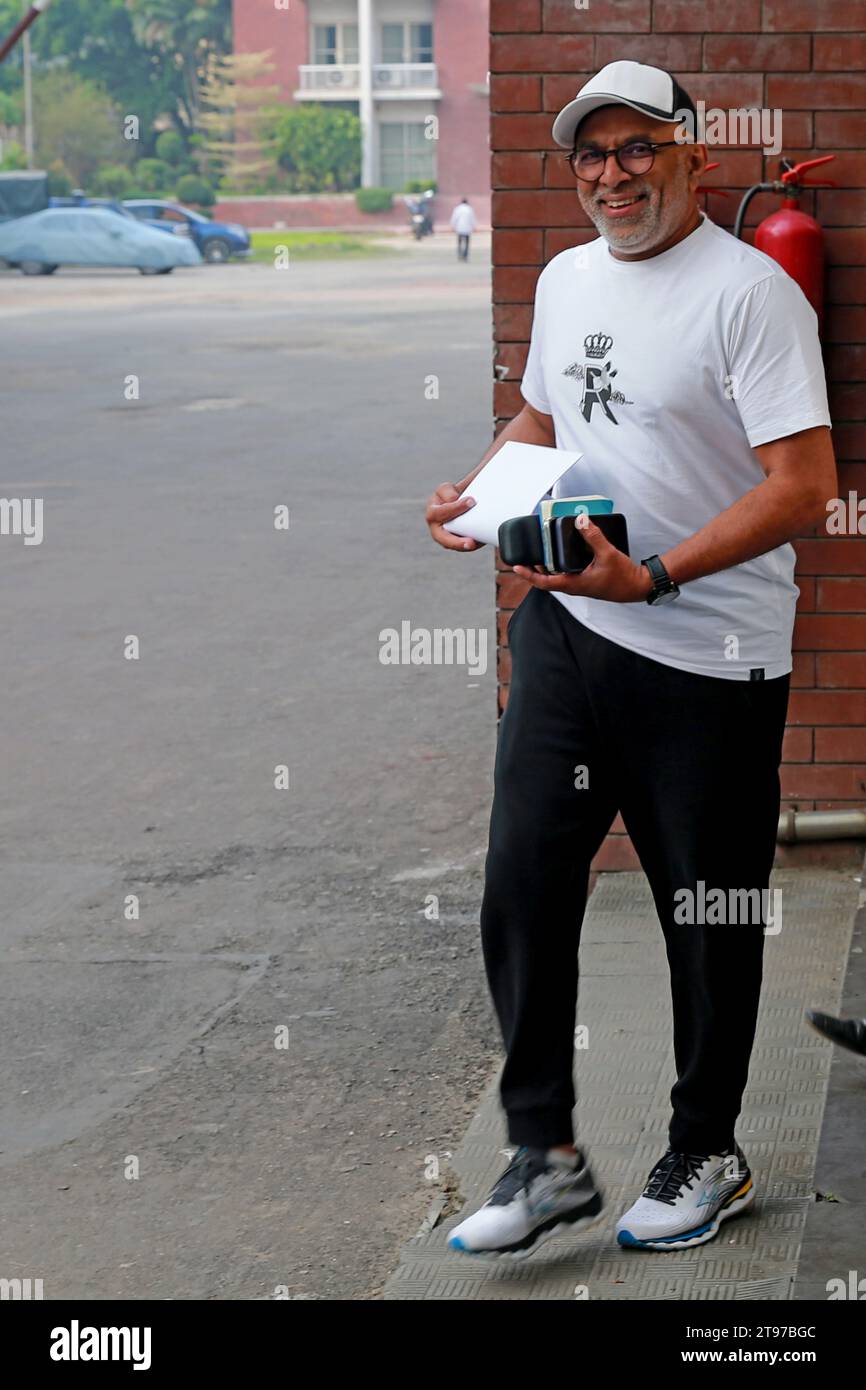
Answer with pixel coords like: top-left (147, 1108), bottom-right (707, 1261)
top-left (650, 586), bottom-right (679, 605)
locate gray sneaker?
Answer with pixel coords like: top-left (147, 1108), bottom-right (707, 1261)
top-left (447, 1144), bottom-right (604, 1259)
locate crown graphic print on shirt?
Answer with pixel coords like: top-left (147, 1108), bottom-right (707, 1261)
top-left (562, 332), bottom-right (634, 425)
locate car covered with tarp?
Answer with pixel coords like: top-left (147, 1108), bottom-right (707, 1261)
top-left (0, 206), bottom-right (203, 274)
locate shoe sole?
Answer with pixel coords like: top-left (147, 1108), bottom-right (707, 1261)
top-left (448, 1194), bottom-right (605, 1262)
top-left (616, 1178), bottom-right (755, 1251)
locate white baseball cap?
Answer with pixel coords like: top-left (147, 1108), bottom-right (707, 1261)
top-left (552, 60), bottom-right (697, 149)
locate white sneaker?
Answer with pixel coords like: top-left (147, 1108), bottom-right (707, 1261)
top-left (447, 1145), bottom-right (604, 1260)
top-left (616, 1144), bottom-right (754, 1250)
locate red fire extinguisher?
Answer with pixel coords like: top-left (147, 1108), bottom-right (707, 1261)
top-left (733, 156), bottom-right (836, 334)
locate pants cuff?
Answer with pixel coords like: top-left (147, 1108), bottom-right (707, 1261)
top-left (669, 1128), bottom-right (736, 1156)
top-left (507, 1107), bottom-right (575, 1149)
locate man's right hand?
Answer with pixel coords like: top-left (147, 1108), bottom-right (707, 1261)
top-left (425, 481), bottom-right (482, 551)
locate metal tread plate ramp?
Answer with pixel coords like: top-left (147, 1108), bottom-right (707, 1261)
top-left (385, 869), bottom-right (858, 1300)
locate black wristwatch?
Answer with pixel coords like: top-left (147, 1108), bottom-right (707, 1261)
top-left (642, 554), bottom-right (680, 605)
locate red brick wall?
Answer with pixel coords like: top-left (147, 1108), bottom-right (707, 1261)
top-left (490, 0), bottom-right (866, 870)
top-left (212, 191), bottom-right (491, 229)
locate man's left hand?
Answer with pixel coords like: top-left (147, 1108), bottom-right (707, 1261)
top-left (512, 515), bottom-right (653, 603)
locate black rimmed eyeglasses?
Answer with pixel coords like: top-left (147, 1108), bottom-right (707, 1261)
top-left (567, 139), bottom-right (681, 182)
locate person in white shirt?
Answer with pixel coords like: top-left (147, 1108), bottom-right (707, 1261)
top-left (426, 61), bottom-right (837, 1259)
top-left (450, 197), bottom-right (478, 261)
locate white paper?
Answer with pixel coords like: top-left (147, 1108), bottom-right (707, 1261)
top-left (443, 442), bottom-right (583, 546)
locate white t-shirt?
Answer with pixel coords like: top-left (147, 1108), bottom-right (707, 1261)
top-left (451, 203), bottom-right (477, 235)
top-left (520, 213), bottom-right (831, 679)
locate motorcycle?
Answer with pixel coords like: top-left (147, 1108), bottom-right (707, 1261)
top-left (404, 190), bottom-right (434, 240)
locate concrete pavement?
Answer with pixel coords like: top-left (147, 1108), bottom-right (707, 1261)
top-left (0, 239), bottom-right (502, 1299)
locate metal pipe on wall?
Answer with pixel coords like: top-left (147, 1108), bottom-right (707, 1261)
top-left (777, 809), bottom-right (866, 843)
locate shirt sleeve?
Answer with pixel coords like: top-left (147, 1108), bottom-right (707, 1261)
top-left (726, 270), bottom-right (832, 448)
top-left (520, 270), bottom-right (552, 415)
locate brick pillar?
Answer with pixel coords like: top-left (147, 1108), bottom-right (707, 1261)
top-left (490, 0), bottom-right (866, 870)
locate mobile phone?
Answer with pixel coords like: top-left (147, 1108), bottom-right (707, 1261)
top-left (551, 513), bottom-right (629, 574)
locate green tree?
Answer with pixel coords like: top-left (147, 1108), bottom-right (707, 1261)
top-left (46, 161), bottom-right (74, 196)
top-left (155, 129), bottom-right (186, 167)
top-left (126, 0), bottom-right (232, 137)
top-left (0, 0), bottom-right (232, 152)
top-left (0, 139), bottom-right (26, 170)
top-left (4, 0), bottom-right (169, 149)
top-left (91, 163), bottom-right (136, 197)
top-left (0, 89), bottom-right (21, 128)
top-left (269, 105), bottom-right (362, 193)
top-left (32, 70), bottom-right (128, 187)
top-left (131, 156), bottom-right (172, 193)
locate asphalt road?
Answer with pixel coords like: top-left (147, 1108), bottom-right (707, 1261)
top-left (0, 236), bottom-right (503, 1299)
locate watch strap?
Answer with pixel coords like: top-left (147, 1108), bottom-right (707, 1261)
top-left (642, 553), bottom-right (679, 603)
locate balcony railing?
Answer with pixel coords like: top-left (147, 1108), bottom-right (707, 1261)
top-left (297, 63), bottom-right (438, 94)
top-left (298, 64), bottom-right (361, 91)
top-left (372, 63), bottom-right (438, 90)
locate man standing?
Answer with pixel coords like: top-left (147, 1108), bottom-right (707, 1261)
top-left (450, 196), bottom-right (478, 260)
top-left (425, 61), bottom-right (836, 1257)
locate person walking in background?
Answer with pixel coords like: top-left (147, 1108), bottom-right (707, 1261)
top-left (450, 197), bottom-right (477, 261)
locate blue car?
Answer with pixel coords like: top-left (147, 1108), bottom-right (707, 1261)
top-left (123, 200), bottom-right (250, 263)
top-left (0, 206), bottom-right (202, 274)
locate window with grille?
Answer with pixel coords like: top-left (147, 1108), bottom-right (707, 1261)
top-left (314, 23), bottom-right (359, 65)
top-left (410, 23), bottom-right (433, 63)
top-left (381, 23), bottom-right (404, 64)
top-left (379, 123), bottom-right (436, 189)
top-left (343, 24), bottom-right (359, 63)
top-left (313, 24), bottom-right (337, 64)
top-left (380, 21), bottom-right (434, 64)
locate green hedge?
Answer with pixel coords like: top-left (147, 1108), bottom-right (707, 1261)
top-left (354, 187), bottom-right (394, 214)
top-left (175, 174), bottom-right (215, 208)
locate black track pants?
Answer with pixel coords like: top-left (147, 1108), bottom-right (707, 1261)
top-left (480, 586), bottom-right (790, 1154)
